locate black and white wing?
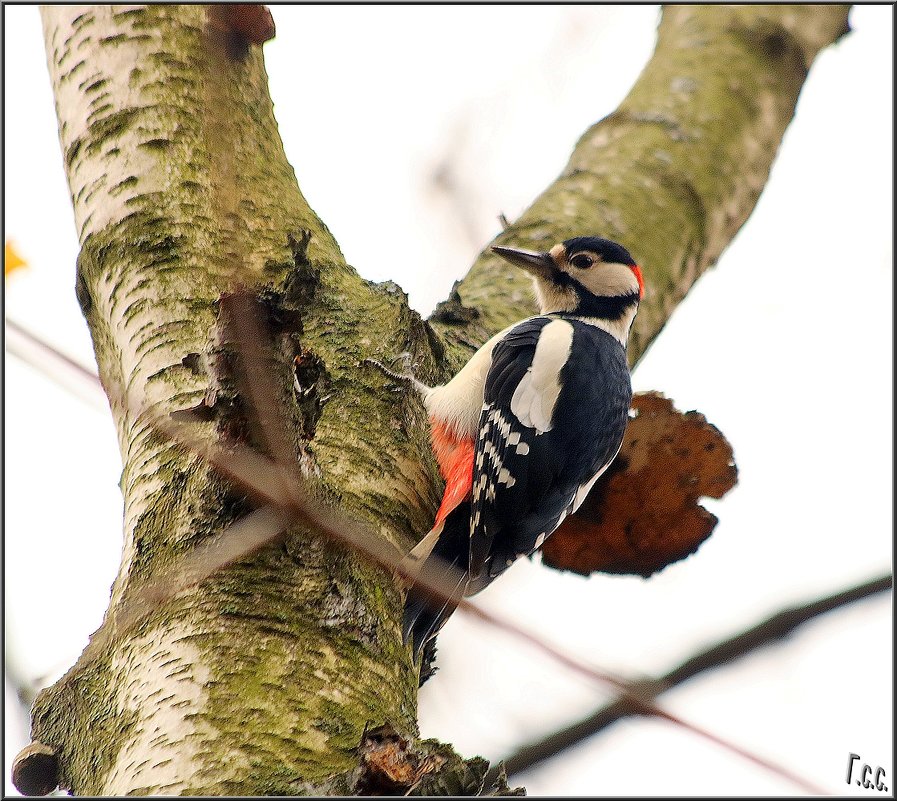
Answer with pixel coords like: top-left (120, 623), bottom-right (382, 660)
top-left (467, 316), bottom-right (632, 594)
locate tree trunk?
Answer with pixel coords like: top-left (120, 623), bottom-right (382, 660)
top-left (19, 4), bottom-right (848, 796)
top-left (32, 5), bottom-right (435, 795)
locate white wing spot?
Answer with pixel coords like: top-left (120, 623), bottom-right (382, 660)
top-left (495, 412), bottom-right (512, 439)
top-left (497, 467), bottom-right (516, 487)
top-left (515, 441), bottom-right (530, 455)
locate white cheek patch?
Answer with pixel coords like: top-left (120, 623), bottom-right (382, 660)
top-left (581, 262), bottom-right (641, 298)
top-left (510, 320), bottom-right (574, 432)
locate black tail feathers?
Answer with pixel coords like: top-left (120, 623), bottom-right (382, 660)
top-left (402, 503), bottom-right (471, 660)
top-left (402, 583), bottom-right (459, 660)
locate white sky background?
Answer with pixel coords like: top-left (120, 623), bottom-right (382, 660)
top-left (3, 4), bottom-right (893, 796)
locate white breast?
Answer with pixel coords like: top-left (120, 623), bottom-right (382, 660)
top-left (422, 324), bottom-right (514, 440)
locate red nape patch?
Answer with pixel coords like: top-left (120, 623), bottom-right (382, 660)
top-left (429, 418), bottom-right (474, 525)
top-left (631, 264), bottom-right (645, 299)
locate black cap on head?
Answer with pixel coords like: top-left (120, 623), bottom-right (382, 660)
top-left (562, 236), bottom-right (636, 266)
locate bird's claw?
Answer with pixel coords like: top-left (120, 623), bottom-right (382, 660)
top-left (363, 355), bottom-right (418, 385)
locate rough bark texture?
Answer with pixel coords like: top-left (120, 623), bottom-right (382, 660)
top-left (25, 4), bottom-right (848, 797)
top-left (35, 5), bottom-right (439, 795)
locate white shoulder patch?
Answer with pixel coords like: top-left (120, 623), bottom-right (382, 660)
top-left (510, 319), bottom-right (574, 433)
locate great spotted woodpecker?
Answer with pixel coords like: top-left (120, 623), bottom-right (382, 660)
top-left (393, 236), bottom-right (644, 658)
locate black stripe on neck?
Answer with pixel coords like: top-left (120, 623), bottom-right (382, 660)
top-left (570, 289), bottom-right (640, 320)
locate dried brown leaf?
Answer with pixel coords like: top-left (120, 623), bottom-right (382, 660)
top-left (541, 392), bottom-right (737, 578)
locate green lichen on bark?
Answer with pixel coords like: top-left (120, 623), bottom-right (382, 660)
top-left (27, 651), bottom-right (137, 795)
top-left (35, 5), bottom-right (435, 795)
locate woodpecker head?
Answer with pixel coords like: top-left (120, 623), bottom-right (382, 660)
top-left (491, 236), bottom-right (644, 322)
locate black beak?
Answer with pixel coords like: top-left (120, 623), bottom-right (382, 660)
top-left (491, 245), bottom-right (556, 278)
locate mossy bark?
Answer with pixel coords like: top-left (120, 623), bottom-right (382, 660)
top-left (26, 4), bottom-right (848, 796)
top-left (35, 5), bottom-right (437, 795)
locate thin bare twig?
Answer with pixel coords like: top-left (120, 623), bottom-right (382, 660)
top-left (492, 573), bottom-right (893, 780)
top-left (218, 291), bottom-right (307, 501)
top-left (6, 317), bottom-right (106, 410)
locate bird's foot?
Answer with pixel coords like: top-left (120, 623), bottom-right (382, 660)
top-left (363, 353), bottom-right (426, 393)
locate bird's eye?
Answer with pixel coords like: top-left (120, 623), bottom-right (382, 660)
top-left (570, 254), bottom-right (593, 269)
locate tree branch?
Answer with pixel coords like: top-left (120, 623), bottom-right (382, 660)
top-left (492, 573), bottom-right (892, 780)
top-left (430, 5), bottom-right (851, 372)
top-left (34, 7), bottom-right (435, 793)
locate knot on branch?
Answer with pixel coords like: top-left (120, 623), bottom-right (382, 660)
top-left (430, 284), bottom-right (480, 326)
top-left (355, 725), bottom-right (525, 796)
top-left (206, 5), bottom-right (276, 61)
top-left (356, 724), bottom-right (443, 795)
top-left (12, 742), bottom-right (60, 797)
top-left (732, 17), bottom-right (809, 77)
